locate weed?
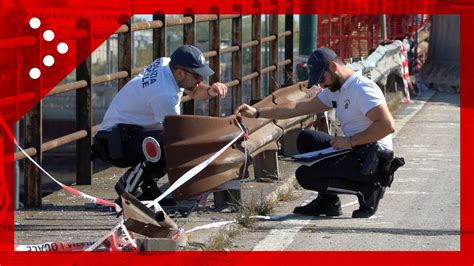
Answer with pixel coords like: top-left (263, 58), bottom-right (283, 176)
top-left (204, 225), bottom-right (241, 251)
top-left (236, 190), bottom-right (275, 227)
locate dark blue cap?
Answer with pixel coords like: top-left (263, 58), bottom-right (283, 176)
top-left (170, 45), bottom-right (214, 77)
top-left (306, 47), bottom-right (337, 88)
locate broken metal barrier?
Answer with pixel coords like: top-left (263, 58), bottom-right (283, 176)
top-left (163, 82), bottom-right (318, 201)
top-left (121, 192), bottom-right (187, 250)
top-left (163, 40), bottom-right (418, 203)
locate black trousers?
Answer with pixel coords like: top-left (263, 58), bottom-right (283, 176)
top-left (295, 130), bottom-right (379, 197)
top-left (93, 126), bottom-right (167, 184)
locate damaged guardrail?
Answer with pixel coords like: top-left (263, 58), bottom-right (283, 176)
top-left (162, 39), bottom-right (421, 203)
top-left (163, 82), bottom-right (318, 201)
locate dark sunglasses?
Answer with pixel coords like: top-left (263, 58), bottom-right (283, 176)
top-left (178, 67), bottom-right (202, 79)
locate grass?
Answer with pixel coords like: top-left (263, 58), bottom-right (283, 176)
top-left (204, 225), bottom-right (241, 251)
top-left (235, 190), bottom-right (275, 228)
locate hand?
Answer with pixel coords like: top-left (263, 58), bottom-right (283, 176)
top-left (208, 82), bottom-right (228, 98)
top-left (235, 104), bottom-right (258, 118)
top-left (330, 136), bottom-right (352, 150)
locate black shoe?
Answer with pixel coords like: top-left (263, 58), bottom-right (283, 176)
top-left (293, 195), bottom-right (343, 217)
top-left (352, 184), bottom-right (384, 218)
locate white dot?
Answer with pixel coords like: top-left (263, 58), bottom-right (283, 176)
top-left (57, 42), bottom-right (68, 54)
top-left (43, 55), bottom-right (55, 67)
top-left (29, 68), bottom-right (41, 79)
top-left (29, 17), bottom-right (41, 29)
top-left (43, 30), bottom-right (55, 41)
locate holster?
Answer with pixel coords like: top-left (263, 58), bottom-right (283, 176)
top-left (354, 143), bottom-right (404, 187)
top-left (92, 124), bottom-right (143, 162)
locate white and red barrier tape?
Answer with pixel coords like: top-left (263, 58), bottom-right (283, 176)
top-left (15, 220), bottom-right (137, 252)
top-left (145, 119), bottom-right (246, 211)
top-left (400, 40), bottom-right (412, 104)
top-left (15, 241), bottom-right (96, 252)
top-left (0, 118), bottom-right (119, 211)
top-left (2, 116), bottom-right (248, 251)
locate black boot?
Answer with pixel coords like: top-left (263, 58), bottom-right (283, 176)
top-left (352, 183), bottom-right (384, 218)
top-left (293, 194), bottom-right (342, 216)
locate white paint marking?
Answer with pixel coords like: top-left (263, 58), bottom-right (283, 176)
top-left (341, 200), bottom-right (359, 208)
top-left (386, 191), bottom-right (429, 195)
top-left (253, 218), bottom-right (313, 251)
top-left (418, 168), bottom-right (443, 171)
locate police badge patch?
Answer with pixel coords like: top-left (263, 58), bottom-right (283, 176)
top-left (344, 99), bottom-right (350, 109)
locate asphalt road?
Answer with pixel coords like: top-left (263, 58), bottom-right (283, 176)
top-left (230, 90), bottom-right (461, 251)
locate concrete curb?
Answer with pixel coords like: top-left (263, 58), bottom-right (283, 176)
top-left (265, 174), bottom-right (297, 205)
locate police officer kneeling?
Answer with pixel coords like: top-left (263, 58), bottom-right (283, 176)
top-left (91, 45), bottom-right (228, 205)
top-left (235, 48), bottom-right (404, 218)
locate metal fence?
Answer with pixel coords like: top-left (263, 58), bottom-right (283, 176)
top-left (317, 15), bottom-right (431, 61)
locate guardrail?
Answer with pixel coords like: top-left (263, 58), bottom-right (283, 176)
top-left (162, 36), bottom-right (431, 203)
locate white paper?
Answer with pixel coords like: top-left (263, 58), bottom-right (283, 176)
top-left (292, 147), bottom-right (351, 166)
top-left (292, 147), bottom-right (350, 159)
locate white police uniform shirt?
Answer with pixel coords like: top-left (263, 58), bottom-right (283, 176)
top-left (318, 71), bottom-right (393, 150)
top-left (99, 58), bottom-right (183, 131)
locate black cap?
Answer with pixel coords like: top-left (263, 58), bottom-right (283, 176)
top-left (170, 45), bottom-right (214, 77)
top-left (306, 47), bottom-right (337, 88)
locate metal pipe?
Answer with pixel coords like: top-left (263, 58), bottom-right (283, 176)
top-left (381, 15), bottom-right (387, 41)
top-left (299, 15), bottom-right (317, 56)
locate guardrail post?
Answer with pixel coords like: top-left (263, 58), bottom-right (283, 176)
top-left (23, 25), bottom-right (42, 208)
top-left (254, 144), bottom-right (280, 182)
top-left (251, 14), bottom-right (262, 100)
top-left (118, 15), bottom-right (132, 90)
top-left (76, 18), bottom-right (92, 185)
top-left (208, 10), bottom-right (221, 117)
top-left (231, 10), bottom-right (243, 110)
top-left (153, 13), bottom-right (166, 59)
top-left (183, 11), bottom-right (195, 115)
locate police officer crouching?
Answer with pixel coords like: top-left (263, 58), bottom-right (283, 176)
top-left (235, 48), bottom-right (404, 218)
top-left (91, 45), bottom-right (228, 206)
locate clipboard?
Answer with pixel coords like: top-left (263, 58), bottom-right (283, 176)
top-left (292, 147), bottom-right (351, 166)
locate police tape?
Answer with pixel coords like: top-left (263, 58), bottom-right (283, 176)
top-left (15, 241), bottom-right (95, 252)
top-left (0, 117), bottom-right (119, 211)
top-left (4, 116), bottom-right (246, 251)
top-left (400, 40), bottom-right (412, 104)
top-left (15, 221), bottom-right (138, 252)
top-left (17, 143), bottom-right (118, 209)
top-left (146, 123), bottom-right (246, 211)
